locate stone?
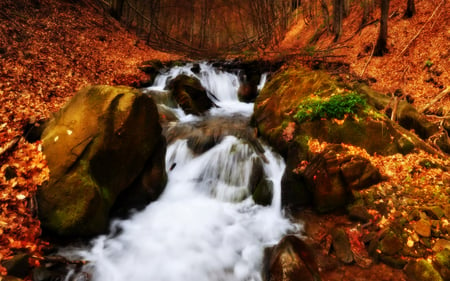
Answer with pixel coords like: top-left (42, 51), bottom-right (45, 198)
top-left (379, 231), bottom-right (403, 256)
top-left (423, 206), bottom-right (446, 220)
top-left (405, 259), bottom-right (443, 281)
top-left (331, 228), bottom-right (353, 264)
top-left (434, 249), bottom-right (450, 281)
top-left (264, 235), bottom-right (322, 281)
top-left (168, 74), bottom-right (213, 115)
top-left (1, 253), bottom-right (30, 278)
top-left (413, 219), bottom-right (432, 238)
top-left (433, 239), bottom-right (450, 252)
top-left (37, 85), bottom-right (166, 236)
top-left (347, 204), bottom-right (373, 223)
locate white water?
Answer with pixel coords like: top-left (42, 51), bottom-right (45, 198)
top-left (68, 63), bottom-right (298, 281)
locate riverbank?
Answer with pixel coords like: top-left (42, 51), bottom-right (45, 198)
top-left (0, 0), bottom-right (179, 275)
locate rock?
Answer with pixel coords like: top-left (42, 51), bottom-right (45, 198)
top-left (303, 144), bottom-right (381, 213)
top-left (1, 253), bottom-right (30, 278)
top-left (252, 66), bottom-right (445, 209)
top-left (340, 155), bottom-right (382, 190)
top-left (434, 249), bottom-right (450, 280)
top-left (347, 204), bottom-right (372, 223)
top-left (331, 228), bottom-right (353, 264)
top-left (37, 85), bottom-right (166, 236)
top-left (404, 259), bottom-right (443, 281)
top-left (413, 219), bottom-right (432, 238)
top-left (168, 74), bottom-right (214, 115)
top-left (264, 235), bottom-right (322, 281)
top-left (423, 206), bottom-right (445, 220)
top-left (238, 82), bottom-right (258, 103)
top-left (250, 158), bottom-right (273, 206)
top-left (379, 231), bottom-right (403, 256)
top-left (433, 239), bottom-right (450, 252)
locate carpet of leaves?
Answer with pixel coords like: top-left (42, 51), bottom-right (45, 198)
top-left (0, 0), bottom-right (179, 275)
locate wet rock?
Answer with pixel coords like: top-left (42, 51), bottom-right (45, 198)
top-left (331, 228), bottom-right (353, 264)
top-left (264, 235), bottom-right (322, 281)
top-left (412, 219), bottom-right (432, 238)
top-left (38, 85), bottom-right (166, 236)
top-left (168, 74), bottom-right (213, 115)
top-left (250, 159), bottom-right (273, 206)
top-left (434, 249), bottom-right (450, 280)
top-left (404, 259), bottom-right (443, 281)
top-left (340, 155), bottom-right (382, 190)
top-left (238, 82), bottom-right (258, 103)
top-left (1, 253), bottom-right (30, 278)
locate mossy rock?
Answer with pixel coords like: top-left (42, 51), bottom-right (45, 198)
top-left (252, 65), bottom-right (446, 210)
top-left (434, 249), bottom-right (450, 280)
top-left (38, 85), bottom-right (166, 236)
top-left (405, 259), bottom-right (443, 281)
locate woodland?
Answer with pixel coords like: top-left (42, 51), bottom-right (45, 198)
top-left (0, 0), bottom-right (449, 280)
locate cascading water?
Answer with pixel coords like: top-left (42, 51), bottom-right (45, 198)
top-left (66, 63), bottom-right (299, 281)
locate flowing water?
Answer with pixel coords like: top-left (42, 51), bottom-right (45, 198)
top-left (67, 63), bottom-right (298, 281)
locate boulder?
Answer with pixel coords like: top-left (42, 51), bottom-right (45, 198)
top-left (301, 144), bottom-right (381, 212)
top-left (264, 235), bottom-right (322, 281)
top-left (252, 66), bottom-right (445, 210)
top-left (37, 85), bottom-right (166, 236)
top-left (168, 74), bottom-right (213, 115)
top-left (405, 259), bottom-right (443, 281)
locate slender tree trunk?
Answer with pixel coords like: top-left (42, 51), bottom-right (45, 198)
top-left (111, 0), bottom-right (125, 20)
top-left (404, 0), bottom-right (415, 18)
top-left (333, 0), bottom-right (343, 41)
top-left (374, 0), bottom-right (390, 56)
top-left (343, 0), bottom-right (350, 17)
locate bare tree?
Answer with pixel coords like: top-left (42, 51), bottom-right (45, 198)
top-left (111, 0), bottom-right (125, 20)
top-left (404, 0), bottom-right (415, 18)
top-left (373, 0), bottom-right (390, 56)
top-left (333, 0), bottom-right (344, 41)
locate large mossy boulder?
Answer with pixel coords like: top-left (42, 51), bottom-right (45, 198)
top-left (37, 85), bottom-right (166, 236)
top-left (168, 74), bottom-right (213, 115)
top-left (252, 65), bottom-right (445, 210)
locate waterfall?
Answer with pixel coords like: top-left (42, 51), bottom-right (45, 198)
top-left (66, 63), bottom-right (298, 281)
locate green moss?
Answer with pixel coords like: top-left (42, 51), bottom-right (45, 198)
top-left (294, 91), bottom-right (367, 123)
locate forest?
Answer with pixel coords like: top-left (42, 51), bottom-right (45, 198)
top-left (0, 0), bottom-right (449, 280)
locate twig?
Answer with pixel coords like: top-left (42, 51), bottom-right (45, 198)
top-left (419, 86), bottom-right (450, 113)
top-left (398, 0), bottom-right (445, 57)
top-left (0, 136), bottom-right (21, 157)
top-left (391, 97), bottom-right (399, 121)
top-left (360, 42), bottom-right (375, 76)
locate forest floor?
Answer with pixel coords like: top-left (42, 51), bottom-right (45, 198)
top-left (0, 0), bottom-right (449, 279)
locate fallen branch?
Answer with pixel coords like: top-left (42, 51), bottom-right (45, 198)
top-left (398, 0), bottom-right (445, 57)
top-left (0, 136), bottom-right (21, 157)
top-left (419, 86), bottom-right (450, 113)
top-left (360, 42), bottom-right (375, 76)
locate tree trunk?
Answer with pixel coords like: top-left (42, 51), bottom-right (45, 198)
top-left (404, 0), bottom-right (415, 18)
top-left (111, 0), bottom-right (125, 20)
top-left (373, 0), bottom-right (389, 56)
top-left (333, 0), bottom-right (343, 41)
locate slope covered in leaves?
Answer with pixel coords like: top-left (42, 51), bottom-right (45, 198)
top-left (278, 0), bottom-right (450, 113)
top-left (0, 0), bottom-right (179, 275)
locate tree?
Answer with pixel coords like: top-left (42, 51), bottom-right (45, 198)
top-left (333, 0), bottom-right (344, 41)
top-left (111, 0), bottom-right (125, 20)
top-left (404, 0), bottom-right (415, 18)
top-left (373, 0), bottom-right (390, 56)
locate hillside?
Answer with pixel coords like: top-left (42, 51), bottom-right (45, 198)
top-left (278, 0), bottom-right (450, 113)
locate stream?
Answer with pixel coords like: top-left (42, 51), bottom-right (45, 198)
top-left (65, 63), bottom-right (299, 281)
